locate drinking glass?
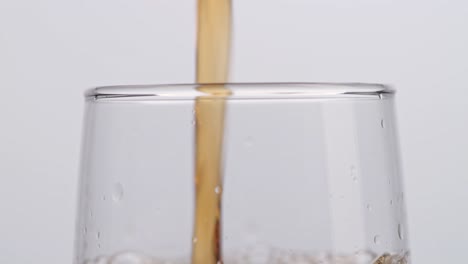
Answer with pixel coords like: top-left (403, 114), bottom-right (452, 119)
top-left (74, 83), bottom-right (410, 264)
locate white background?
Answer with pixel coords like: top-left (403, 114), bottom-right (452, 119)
top-left (1, 0), bottom-right (467, 263)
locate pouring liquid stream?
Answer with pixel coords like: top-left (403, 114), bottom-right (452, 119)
top-left (192, 0), bottom-right (232, 263)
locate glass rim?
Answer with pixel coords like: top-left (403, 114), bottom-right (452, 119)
top-left (85, 82), bottom-right (394, 101)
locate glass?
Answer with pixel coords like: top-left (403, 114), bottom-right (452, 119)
top-left (74, 83), bottom-right (410, 264)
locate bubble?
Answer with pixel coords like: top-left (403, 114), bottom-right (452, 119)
top-left (374, 235), bottom-right (381, 245)
top-left (398, 223), bottom-right (404, 240)
top-left (108, 251), bottom-right (154, 264)
top-left (112, 182), bottom-right (124, 202)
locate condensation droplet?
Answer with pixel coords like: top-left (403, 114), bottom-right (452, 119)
top-left (191, 120), bottom-right (196, 126)
top-left (374, 235), bottom-right (381, 245)
top-left (192, 237), bottom-right (198, 244)
top-left (367, 204), bottom-right (372, 211)
top-left (102, 195), bottom-right (106, 201)
top-left (83, 227), bottom-right (87, 235)
top-left (112, 182), bottom-right (124, 202)
top-left (390, 200), bottom-right (393, 206)
top-left (96, 231), bottom-right (101, 239)
top-left (398, 223), bottom-right (404, 240)
top-left (381, 119), bottom-right (385, 128)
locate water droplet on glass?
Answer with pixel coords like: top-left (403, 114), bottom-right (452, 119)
top-left (96, 231), bottom-right (101, 239)
top-left (102, 195), bottom-right (106, 201)
top-left (97, 243), bottom-right (101, 249)
top-left (390, 200), bottom-right (393, 206)
top-left (191, 120), bottom-right (196, 126)
top-left (192, 237), bottom-right (198, 244)
top-left (367, 204), bottom-right (372, 211)
top-left (112, 182), bottom-right (124, 202)
top-left (83, 227), bottom-right (87, 235)
top-left (381, 119), bottom-right (385, 128)
top-left (398, 223), bottom-right (404, 240)
top-left (214, 186), bottom-right (222, 194)
top-left (374, 235), bottom-right (381, 245)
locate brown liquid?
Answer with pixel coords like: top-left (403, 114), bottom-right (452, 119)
top-left (192, 0), bottom-right (232, 263)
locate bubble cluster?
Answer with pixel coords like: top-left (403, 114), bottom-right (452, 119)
top-left (82, 250), bottom-right (409, 264)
